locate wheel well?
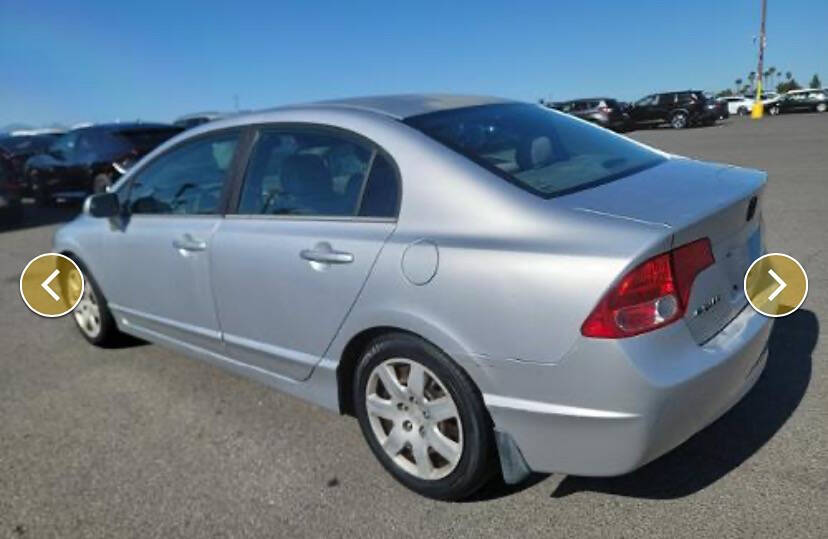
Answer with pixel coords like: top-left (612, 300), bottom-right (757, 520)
top-left (60, 250), bottom-right (79, 263)
top-left (337, 326), bottom-right (402, 416)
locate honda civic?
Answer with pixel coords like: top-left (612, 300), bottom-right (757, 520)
top-left (53, 94), bottom-right (771, 500)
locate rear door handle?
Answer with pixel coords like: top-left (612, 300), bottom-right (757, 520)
top-left (173, 234), bottom-right (207, 252)
top-left (300, 245), bottom-right (353, 264)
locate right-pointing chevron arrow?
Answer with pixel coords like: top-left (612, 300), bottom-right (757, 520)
top-left (767, 269), bottom-right (787, 302)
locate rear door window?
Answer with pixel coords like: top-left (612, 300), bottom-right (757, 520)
top-left (359, 154), bottom-right (399, 217)
top-left (237, 130), bottom-right (371, 217)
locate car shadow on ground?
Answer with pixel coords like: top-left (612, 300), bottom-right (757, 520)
top-left (0, 200), bottom-right (80, 233)
top-left (549, 309), bottom-right (816, 500)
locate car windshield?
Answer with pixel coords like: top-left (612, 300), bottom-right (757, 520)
top-left (405, 103), bottom-right (665, 198)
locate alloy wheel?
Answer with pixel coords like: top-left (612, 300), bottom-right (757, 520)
top-left (365, 358), bottom-right (463, 480)
top-left (72, 274), bottom-right (101, 339)
top-left (671, 113), bottom-right (687, 129)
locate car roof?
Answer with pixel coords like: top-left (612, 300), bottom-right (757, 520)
top-left (279, 94), bottom-right (515, 120)
top-left (165, 94), bottom-right (518, 144)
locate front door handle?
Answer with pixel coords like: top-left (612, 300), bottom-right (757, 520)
top-left (172, 234), bottom-right (207, 252)
top-left (300, 244), bottom-right (353, 264)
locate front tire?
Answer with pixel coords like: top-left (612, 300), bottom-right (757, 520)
top-left (354, 333), bottom-right (496, 500)
top-left (64, 259), bottom-right (121, 346)
top-left (769, 105), bottom-right (781, 116)
top-left (816, 103), bottom-right (827, 113)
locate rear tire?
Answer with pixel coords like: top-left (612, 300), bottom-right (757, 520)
top-left (670, 112), bottom-right (688, 129)
top-left (353, 333), bottom-right (497, 500)
top-left (64, 258), bottom-right (121, 346)
top-left (737, 106), bottom-right (749, 116)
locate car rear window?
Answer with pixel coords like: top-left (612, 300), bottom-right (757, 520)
top-left (404, 103), bottom-right (665, 198)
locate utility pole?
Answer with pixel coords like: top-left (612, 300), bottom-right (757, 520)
top-left (752, 0), bottom-right (767, 119)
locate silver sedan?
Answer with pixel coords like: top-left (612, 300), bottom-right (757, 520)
top-left (54, 95), bottom-right (772, 500)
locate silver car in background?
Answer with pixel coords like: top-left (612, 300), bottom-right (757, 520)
top-left (54, 95), bottom-right (771, 500)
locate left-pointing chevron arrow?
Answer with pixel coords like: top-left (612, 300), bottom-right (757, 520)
top-left (40, 269), bottom-right (61, 301)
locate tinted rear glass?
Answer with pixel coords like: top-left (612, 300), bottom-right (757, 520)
top-left (405, 103), bottom-right (665, 198)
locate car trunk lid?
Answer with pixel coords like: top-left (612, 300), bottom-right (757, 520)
top-left (561, 157), bottom-right (767, 343)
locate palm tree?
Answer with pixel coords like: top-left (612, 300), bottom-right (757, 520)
top-left (768, 67), bottom-right (777, 90)
top-left (748, 71), bottom-right (757, 91)
top-left (735, 78), bottom-right (743, 93)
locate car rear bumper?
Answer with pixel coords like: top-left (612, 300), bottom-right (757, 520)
top-left (482, 305), bottom-right (772, 476)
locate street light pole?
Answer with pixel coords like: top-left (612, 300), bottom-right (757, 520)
top-left (752, 0), bottom-right (767, 119)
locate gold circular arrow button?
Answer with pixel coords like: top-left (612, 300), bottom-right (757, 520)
top-left (19, 253), bottom-right (84, 317)
top-left (744, 253), bottom-right (808, 318)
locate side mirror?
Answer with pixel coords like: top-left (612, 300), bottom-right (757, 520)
top-left (85, 192), bottom-right (121, 218)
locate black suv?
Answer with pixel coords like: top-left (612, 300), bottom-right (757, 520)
top-left (628, 90), bottom-right (718, 129)
top-left (25, 123), bottom-right (182, 205)
top-left (553, 98), bottom-right (630, 131)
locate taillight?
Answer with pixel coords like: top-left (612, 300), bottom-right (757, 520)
top-left (581, 238), bottom-right (714, 338)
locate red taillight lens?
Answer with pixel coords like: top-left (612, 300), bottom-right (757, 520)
top-left (581, 238), bottom-right (714, 338)
top-left (671, 238), bottom-right (715, 307)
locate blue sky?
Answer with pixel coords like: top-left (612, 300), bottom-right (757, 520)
top-left (1, 0), bottom-right (826, 126)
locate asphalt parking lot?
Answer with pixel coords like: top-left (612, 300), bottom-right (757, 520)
top-left (1, 114), bottom-right (826, 538)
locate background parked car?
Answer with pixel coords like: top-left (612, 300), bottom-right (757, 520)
top-left (768, 89), bottom-right (828, 115)
top-left (628, 90), bottom-right (718, 129)
top-left (0, 156), bottom-right (24, 225)
top-left (0, 131), bottom-right (64, 191)
top-left (706, 93), bottom-right (730, 120)
top-left (553, 98), bottom-right (630, 131)
top-left (749, 92), bottom-right (782, 115)
top-left (719, 95), bottom-right (755, 115)
top-left (25, 123), bottom-right (182, 205)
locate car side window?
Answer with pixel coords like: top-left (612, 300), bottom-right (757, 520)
top-left (50, 132), bottom-right (78, 158)
top-left (237, 130), bottom-right (374, 217)
top-left (635, 95), bottom-right (655, 107)
top-left (126, 131), bottom-right (239, 215)
top-left (359, 153), bottom-right (398, 218)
